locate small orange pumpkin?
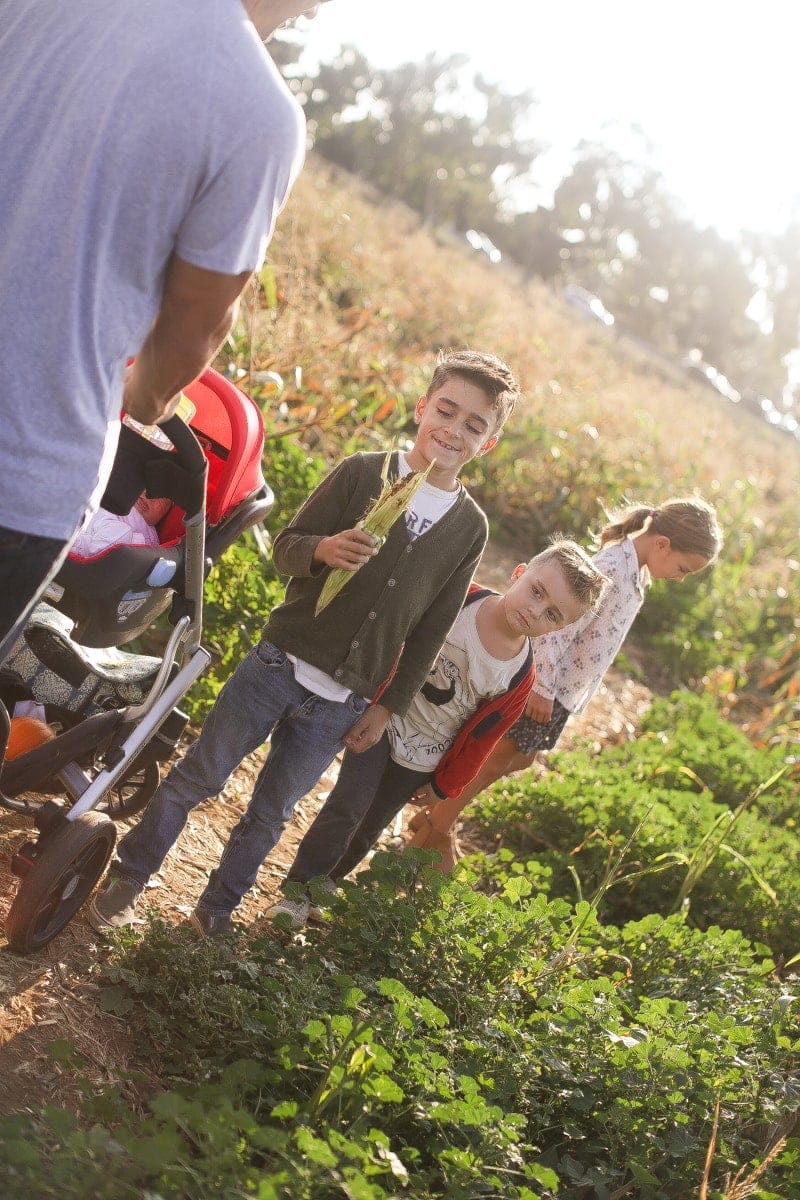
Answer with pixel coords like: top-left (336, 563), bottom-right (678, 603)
top-left (5, 716), bottom-right (55, 760)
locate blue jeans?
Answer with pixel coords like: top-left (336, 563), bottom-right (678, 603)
top-left (115, 639), bottom-right (368, 914)
top-left (288, 736), bottom-right (431, 883)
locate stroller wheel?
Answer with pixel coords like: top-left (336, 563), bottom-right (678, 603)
top-left (5, 813), bottom-right (116, 954)
top-left (96, 761), bottom-right (160, 820)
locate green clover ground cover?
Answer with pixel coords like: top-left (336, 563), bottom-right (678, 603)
top-left (1, 814), bottom-right (797, 1198)
top-left (470, 693), bottom-right (798, 960)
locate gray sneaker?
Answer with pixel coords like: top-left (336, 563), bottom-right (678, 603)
top-left (308, 877), bottom-right (339, 922)
top-left (265, 896), bottom-right (310, 930)
top-left (88, 872), bottom-right (143, 932)
top-left (189, 907), bottom-right (233, 940)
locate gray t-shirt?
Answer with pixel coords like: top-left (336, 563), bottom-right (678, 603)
top-left (0, 0), bottom-right (305, 540)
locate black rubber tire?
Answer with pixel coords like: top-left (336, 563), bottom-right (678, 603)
top-left (96, 760), bottom-right (160, 820)
top-left (5, 812), bottom-right (116, 954)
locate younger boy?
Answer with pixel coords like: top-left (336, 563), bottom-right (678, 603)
top-left (267, 540), bottom-right (608, 927)
top-left (89, 349), bottom-right (520, 935)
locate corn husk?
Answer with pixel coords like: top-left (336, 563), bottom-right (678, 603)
top-left (315, 454), bottom-right (434, 616)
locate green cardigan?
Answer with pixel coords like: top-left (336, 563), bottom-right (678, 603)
top-left (265, 451), bottom-right (488, 716)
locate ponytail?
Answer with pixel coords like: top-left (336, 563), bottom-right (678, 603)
top-left (599, 504), bottom-right (655, 546)
top-left (599, 497), bottom-right (722, 562)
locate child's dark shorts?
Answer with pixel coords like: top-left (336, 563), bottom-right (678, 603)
top-left (507, 698), bottom-right (571, 755)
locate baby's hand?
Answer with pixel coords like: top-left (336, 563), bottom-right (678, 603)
top-left (315, 528), bottom-right (380, 571)
top-left (525, 691), bottom-right (554, 723)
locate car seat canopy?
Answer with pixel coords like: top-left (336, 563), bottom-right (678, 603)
top-left (159, 371), bottom-right (266, 542)
top-left (52, 368), bottom-right (269, 647)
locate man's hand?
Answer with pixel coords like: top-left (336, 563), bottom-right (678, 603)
top-left (344, 703), bottom-right (390, 754)
top-left (314, 529), bottom-right (380, 571)
top-left (124, 255), bottom-right (252, 425)
top-left (525, 691), bottom-right (554, 723)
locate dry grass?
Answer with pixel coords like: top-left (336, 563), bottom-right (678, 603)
top-left (228, 154), bottom-right (799, 532)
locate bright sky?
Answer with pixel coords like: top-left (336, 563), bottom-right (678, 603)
top-left (293, 0), bottom-right (797, 238)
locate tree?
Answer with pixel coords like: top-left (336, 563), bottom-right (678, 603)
top-left (273, 40), bottom-right (797, 404)
top-left (548, 141), bottom-right (782, 396)
top-left (283, 49), bottom-right (542, 236)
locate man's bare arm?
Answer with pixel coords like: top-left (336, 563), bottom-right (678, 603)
top-left (123, 255), bottom-right (252, 424)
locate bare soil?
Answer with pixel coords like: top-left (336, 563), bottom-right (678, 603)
top-left (0, 542), bottom-right (652, 1117)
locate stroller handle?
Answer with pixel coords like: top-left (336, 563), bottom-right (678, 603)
top-left (150, 413), bottom-right (207, 519)
top-left (136, 414), bottom-right (208, 520)
top-left (158, 412), bottom-right (207, 476)
top-left (102, 408), bottom-right (207, 518)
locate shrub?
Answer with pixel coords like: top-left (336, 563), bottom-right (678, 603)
top-left (469, 695), bottom-right (799, 958)
top-left (1, 863), bottom-right (797, 1198)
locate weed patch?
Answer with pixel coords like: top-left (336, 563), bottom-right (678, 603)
top-left (1, 858), bottom-right (797, 1197)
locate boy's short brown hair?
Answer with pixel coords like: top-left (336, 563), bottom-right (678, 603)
top-left (427, 349), bottom-right (521, 431)
top-left (531, 538), bottom-right (608, 612)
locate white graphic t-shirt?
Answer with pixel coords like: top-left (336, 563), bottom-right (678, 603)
top-left (398, 454), bottom-right (460, 540)
top-left (388, 598), bottom-right (528, 770)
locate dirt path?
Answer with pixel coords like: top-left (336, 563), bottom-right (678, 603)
top-left (0, 543), bottom-right (652, 1115)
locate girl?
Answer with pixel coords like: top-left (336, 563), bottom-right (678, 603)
top-left (408, 496), bottom-right (723, 871)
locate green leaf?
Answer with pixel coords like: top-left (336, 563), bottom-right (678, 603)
top-left (529, 1162), bottom-right (560, 1188)
top-left (629, 1160), bottom-right (662, 1185)
top-left (295, 1127), bottom-right (337, 1167)
top-left (131, 1131), bottom-right (183, 1173)
top-left (258, 262), bottom-right (278, 308)
top-left (47, 1039), bottom-right (80, 1065)
top-left (149, 1091), bottom-right (189, 1120)
top-left (270, 1100), bottom-right (299, 1120)
top-left (363, 1074), bottom-right (404, 1102)
top-left (2, 1139), bottom-right (42, 1167)
top-left (98, 985), bottom-right (135, 1016)
top-left (502, 875), bottom-right (533, 903)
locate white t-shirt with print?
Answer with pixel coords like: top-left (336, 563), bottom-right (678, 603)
top-left (398, 454), bottom-right (461, 540)
top-left (388, 597), bottom-right (529, 770)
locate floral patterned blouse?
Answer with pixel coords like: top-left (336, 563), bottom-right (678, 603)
top-left (531, 537), bottom-right (650, 714)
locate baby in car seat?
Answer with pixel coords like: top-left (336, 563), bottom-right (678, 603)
top-left (70, 494), bottom-right (171, 558)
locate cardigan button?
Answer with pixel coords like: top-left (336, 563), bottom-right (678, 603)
top-left (334, 668), bottom-right (343, 678)
top-left (351, 640), bottom-right (359, 648)
top-left (387, 578), bottom-right (396, 587)
top-left (368, 611), bottom-right (376, 620)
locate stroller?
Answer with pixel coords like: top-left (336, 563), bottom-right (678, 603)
top-left (0, 368), bottom-right (273, 953)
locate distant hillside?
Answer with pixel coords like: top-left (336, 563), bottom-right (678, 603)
top-left (229, 154), bottom-right (799, 544)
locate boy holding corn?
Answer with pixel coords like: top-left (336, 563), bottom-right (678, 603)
top-left (90, 349), bottom-right (521, 936)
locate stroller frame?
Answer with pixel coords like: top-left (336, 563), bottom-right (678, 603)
top-left (0, 370), bottom-right (272, 952)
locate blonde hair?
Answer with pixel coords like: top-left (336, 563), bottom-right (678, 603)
top-left (427, 348), bottom-right (521, 430)
top-left (528, 538), bottom-right (609, 611)
top-left (599, 497), bottom-right (722, 563)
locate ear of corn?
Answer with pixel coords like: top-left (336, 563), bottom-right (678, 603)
top-left (315, 454), bottom-right (435, 616)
